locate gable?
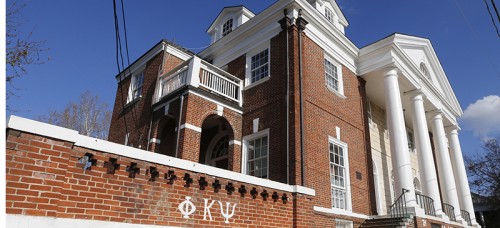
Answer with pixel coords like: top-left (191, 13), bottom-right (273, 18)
top-left (394, 34), bottom-right (462, 114)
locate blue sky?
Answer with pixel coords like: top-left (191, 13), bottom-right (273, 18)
top-left (6, 0), bottom-right (500, 157)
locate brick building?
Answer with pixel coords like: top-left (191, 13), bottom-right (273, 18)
top-left (6, 0), bottom-right (478, 227)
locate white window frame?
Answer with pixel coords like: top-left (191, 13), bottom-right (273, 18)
top-left (328, 136), bottom-right (351, 211)
top-left (242, 129), bottom-right (270, 179)
top-left (127, 71), bottom-right (144, 103)
top-left (325, 7), bottom-right (334, 24)
top-left (222, 18), bottom-right (233, 37)
top-left (335, 219), bottom-right (353, 228)
top-left (245, 42), bottom-right (270, 89)
top-left (324, 54), bottom-right (345, 97)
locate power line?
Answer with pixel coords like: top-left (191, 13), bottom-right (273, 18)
top-left (452, 0), bottom-right (500, 78)
top-left (483, 0), bottom-right (500, 37)
top-left (491, 0), bottom-right (500, 23)
top-left (113, 0), bottom-right (129, 138)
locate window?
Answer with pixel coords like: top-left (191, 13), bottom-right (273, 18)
top-left (407, 130), bottom-right (415, 152)
top-left (324, 56), bottom-right (343, 95)
top-left (222, 18), bottom-right (233, 37)
top-left (243, 129), bottom-right (269, 178)
top-left (250, 49), bottom-right (269, 84)
top-left (335, 219), bottom-right (353, 228)
top-left (329, 137), bottom-right (350, 210)
top-left (325, 8), bottom-right (334, 24)
top-left (128, 72), bottom-right (144, 102)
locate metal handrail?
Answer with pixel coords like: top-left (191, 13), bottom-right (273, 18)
top-left (461, 210), bottom-right (472, 226)
top-left (415, 192), bottom-right (436, 216)
top-left (442, 203), bottom-right (456, 221)
top-left (390, 188), bottom-right (410, 218)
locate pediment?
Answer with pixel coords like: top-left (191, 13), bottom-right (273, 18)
top-left (393, 34), bottom-right (462, 114)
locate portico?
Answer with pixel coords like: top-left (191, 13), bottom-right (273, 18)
top-left (359, 33), bottom-right (478, 227)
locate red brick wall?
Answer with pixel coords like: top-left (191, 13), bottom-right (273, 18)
top-left (301, 33), bottom-right (372, 215)
top-left (6, 129), bottom-right (308, 227)
top-left (108, 50), bottom-right (185, 149)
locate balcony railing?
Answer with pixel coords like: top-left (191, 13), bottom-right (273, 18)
top-left (461, 210), bottom-right (472, 226)
top-left (155, 56), bottom-right (242, 106)
top-left (442, 203), bottom-right (456, 222)
top-left (161, 67), bottom-right (188, 97)
top-left (415, 192), bottom-right (436, 216)
top-left (390, 188), bottom-right (410, 218)
top-left (199, 67), bottom-right (240, 103)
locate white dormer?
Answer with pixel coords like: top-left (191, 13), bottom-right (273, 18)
top-left (308, 0), bottom-right (348, 34)
top-left (207, 6), bottom-right (255, 44)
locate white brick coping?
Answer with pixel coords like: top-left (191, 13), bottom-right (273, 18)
top-left (6, 214), bottom-right (177, 228)
top-left (7, 115), bottom-right (315, 196)
top-left (313, 206), bottom-right (369, 219)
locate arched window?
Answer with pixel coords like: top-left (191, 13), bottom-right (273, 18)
top-left (207, 134), bottom-right (229, 168)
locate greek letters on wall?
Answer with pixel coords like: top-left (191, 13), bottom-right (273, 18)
top-left (178, 196), bottom-right (237, 224)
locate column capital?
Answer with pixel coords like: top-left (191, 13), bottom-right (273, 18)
top-left (445, 125), bottom-right (461, 134)
top-left (426, 109), bottom-right (443, 120)
top-left (404, 89), bottom-right (426, 101)
top-left (383, 67), bottom-right (399, 78)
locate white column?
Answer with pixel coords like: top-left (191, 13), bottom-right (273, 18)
top-left (429, 110), bottom-right (462, 222)
top-left (383, 68), bottom-right (416, 207)
top-left (447, 126), bottom-right (477, 225)
top-left (407, 90), bottom-right (443, 216)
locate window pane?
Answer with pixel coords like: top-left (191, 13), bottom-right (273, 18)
top-left (250, 49), bottom-right (269, 83)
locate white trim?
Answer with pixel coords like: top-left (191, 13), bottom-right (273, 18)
top-left (165, 44), bottom-right (191, 61)
top-left (253, 118), bottom-right (259, 133)
top-left (241, 128), bottom-right (270, 178)
top-left (324, 53), bottom-right (345, 97)
top-left (7, 116), bottom-right (79, 143)
top-left (217, 105), bottom-right (224, 116)
top-left (313, 206), bottom-right (369, 219)
top-left (335, 126), bottom-right (341, 140)
top-left (149, 138), bottom-right (161, 144)
top-left (7, 214), bottom-right (178, 228)
top-left (229, 140), bottom-right (241, 146)
top-left (179, 123), bottom-right (202, 133)
top-left (187, 90), bottom-right (243, 114)
top-left (116, 42), bottom-right (191, 82)
top-left (328, 135), bottom-right (352, 211)
top-left (7, 116), bottom-right (315, 196)
top-left (245, 41), bottom-right (271, 87)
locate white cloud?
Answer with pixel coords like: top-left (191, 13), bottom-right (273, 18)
top-left (460, 95), bottom-right (500, 138)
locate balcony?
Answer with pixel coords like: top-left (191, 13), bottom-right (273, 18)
top-left (154, 56), bottom-right (243, 106)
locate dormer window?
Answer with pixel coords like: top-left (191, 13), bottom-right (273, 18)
top-left (222, 18), bottom-right (233, 37)
top-left (325, 8), bottom-right (334, 24)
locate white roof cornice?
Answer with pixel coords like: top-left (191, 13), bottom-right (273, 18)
top-left (199, 0), bottom-right (359, 72)
top-left (359, 33), bottom-right (463, 118)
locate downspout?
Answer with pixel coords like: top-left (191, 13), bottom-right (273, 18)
top-left (282, 9), bottom-right (291, 185)
top-left (174, 93), bottom-right (185, 158)
top-left (297, 10), bottom-right (308, 186)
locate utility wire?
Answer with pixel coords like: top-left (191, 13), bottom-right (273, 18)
top-left (491, 0), bottom-right (500, 23)
top-left (118, 0), bottom-right (143, 147)
top-left (483, 0), bottom-right (500, 37)
top-left (113, 0), bottom-right (129, 139)
top-left (452, 0), bottom-right (500, 78)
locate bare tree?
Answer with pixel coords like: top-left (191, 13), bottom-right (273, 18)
top-left (466, 137), bottom-right (500, 208)
top-left (38, 91), bottom-right (112, 140)
top-left (6, 0), bottom-right (49, 110)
